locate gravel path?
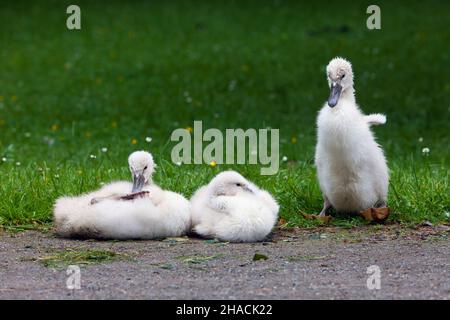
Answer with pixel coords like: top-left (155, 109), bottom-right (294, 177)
top-left (0, 225), bottom-right (449, 299)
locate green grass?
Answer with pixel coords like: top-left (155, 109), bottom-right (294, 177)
top-left (253, 253), bottom-right (269, 261)
top-left (0, 0), bottom-right (448, 228)
top-left (286, 255), bottom-right (328, 262)
top-left (176, 254), bottom-right (224, 264)
top-left (27, 249), bottom-right (122, 268)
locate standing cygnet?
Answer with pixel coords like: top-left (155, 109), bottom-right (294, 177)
top-left (190, 171), bottom-right (279, 242)
top-left (315, 57), bottom-right (389, 215)
top-left (53, 151), bottom-right (191, 239)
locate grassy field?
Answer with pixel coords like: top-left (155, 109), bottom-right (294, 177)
top-left (0, 0), bottom-right (448, 229)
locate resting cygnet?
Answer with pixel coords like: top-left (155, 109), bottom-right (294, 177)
top-left (315, 57), bottom-right (389, 215)
top-left (190, 171), bottom-right (279, 242)
top-left (53, 151), bottom-right (191, 239)
top-left (89, 150), bottom-right (155, 204)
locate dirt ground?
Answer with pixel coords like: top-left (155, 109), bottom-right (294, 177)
top-left (0, 224), bottom-right (449, 300)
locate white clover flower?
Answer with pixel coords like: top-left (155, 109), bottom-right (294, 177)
top-left (24, 132), bottom-right (31, 138)
top-left (418, 137), bottom-right (423, 142)
top-left (228, 80), bottom-right (237, 91)
top-left (282, 156), bottom-right (288, 162)
top-left (54, 174), bottom-right (60, 178)
top-left (175, 161), bottom-right (182, 166)
top-left (145, 137), bottom-right (152, 143)
top-left (99, 182), bottom-right (105, 186)
top-left (186, 96), bottom-right (192, 104)
top-left (90, 154), bottom-right (97, 159)
top-left (422, 147), bottom-right (430, 155)
top-left (445, 212), bottom-right (450, 218)
top-left (43, 136), bottom-right (55, 146)
top-left (101, 147), bottom-right (108, 153)
top-left (1, 157), bottom-right (6, 162)
top-left (16, 162), bottom-right (21, 166)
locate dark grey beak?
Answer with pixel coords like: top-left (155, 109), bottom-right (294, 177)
top-left (132, 173), bottom-right (145, 193)
top-left (328, 83), bottom-right (342, 108)
top-left (242, 185), bottom-right (254, 194)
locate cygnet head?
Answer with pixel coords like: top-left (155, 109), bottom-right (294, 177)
top-left (326, 57), bottom-right (354, 107)
top-left (128, 151), bottom-right (155, 192)
top-left (210, 171), bottom-right (255, 196)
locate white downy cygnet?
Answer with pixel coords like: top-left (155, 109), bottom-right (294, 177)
top-left (89, 150), bottom-right (156, 204)
top-left (53, 151), bottom-right (191, 239)
top-left (315, 57), bottom-right (389, 215)
top-left (190, 171), bottom-right (279, 242)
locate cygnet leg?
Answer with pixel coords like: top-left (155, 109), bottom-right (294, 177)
top-left (120, 191), bottom-right (150, 201)
top-left (319, 197), bottom-right (333, 216)
top-left (90, 194), bottom-right (120, 205)
top-left (374, 200), bottom-right (387, 208)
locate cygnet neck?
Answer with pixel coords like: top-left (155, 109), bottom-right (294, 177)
top-left (340, 87), bottom-right (355, 104)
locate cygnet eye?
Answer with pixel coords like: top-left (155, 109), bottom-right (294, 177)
top-left (144, 166), bottom-right (148, 170)
top-left (236, 183), bottom-right (242, 187)
top-left (341, 74), bottom-right (345, 79)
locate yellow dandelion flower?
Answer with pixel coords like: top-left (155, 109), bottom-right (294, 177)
top-left (95, 77), bottom-right (103, 85)
top-left (11, 95), bottom-right (17, 102)
top-left (85, 131), bottom-right (92, 138)
top-left (111, 121), bottom-right (118, 128)
top-left (51, 124), bottom-right (59, 131)
top-left (291, 136), bottom-right (297, 144)
top-left (0, 119), bottom-right (5, 126)
top-left (186, 126), bottom-right (193, 133)
top-left (131, 138), bottom-right (138, 145)
top-left (0, 96), bottom-right (4, 102)
top-left (209, 160), bottom-right (217, 168)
